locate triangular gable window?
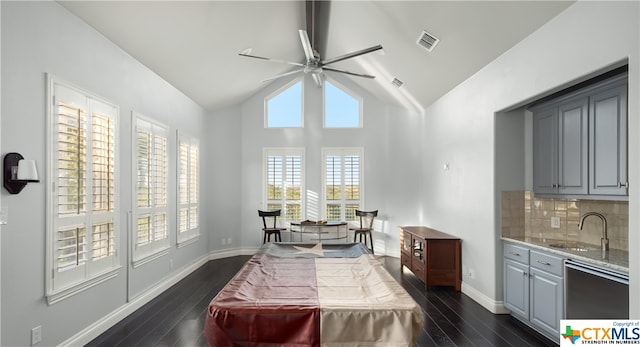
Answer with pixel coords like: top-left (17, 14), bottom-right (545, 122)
top-left (324, 80), bottom-right (362, 128)
top-left (265, 79), bottom-right (303, 128)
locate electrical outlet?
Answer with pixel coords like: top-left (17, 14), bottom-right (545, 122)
top-left (221, 238), bottom-right (226, 245)
top-left (169, 259), bottom-right (174, 269)
top-left (227, 237), bottom-right (232, 245)
top-left (31, 326), bottom-right (42, 345)
top-left (467, 268), bottom-right (475, 279)
top-left (551, 216), bottom-right (560, 229)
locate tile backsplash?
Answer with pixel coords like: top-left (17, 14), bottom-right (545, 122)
top-left (501, 191), bottom-right (628, 251)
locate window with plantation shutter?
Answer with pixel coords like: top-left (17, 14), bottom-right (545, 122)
top-left (322, 148), bottom-right (363, 221)
top-left (46, 76), bottom-right (120, 304)
top-left (177, 132), bottom-right (199, 245)
top-left (132, 114), bottom-right (169, 266)
top-left (263, 148), bottom-right (304, 223)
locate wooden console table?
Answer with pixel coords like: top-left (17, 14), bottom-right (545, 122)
top-left (400, 226), bottom-right (461, 291)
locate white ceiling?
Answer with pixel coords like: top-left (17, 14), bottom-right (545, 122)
top-left (59, 1), bottom-right (573, 112)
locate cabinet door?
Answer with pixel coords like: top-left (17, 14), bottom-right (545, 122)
top-left (504, 259), bottom-right (529, 318)
top-left (589, 83), bottom-right (628, 196)
top-left (532, 106), bottom-right (558, 194)
top-left (558, 97), bottom-right (589, 195)
top-left (411, 236), bottom-right (426, 282)
top-left (400, 230), bottom-right (412, 256)
top-left (400, 230), bottom-right (412, 269)
top-left (530, 267), bottom-right (563, 337)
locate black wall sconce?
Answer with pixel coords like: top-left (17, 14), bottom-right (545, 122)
top-left (3, 152), bottom-right (40, 194)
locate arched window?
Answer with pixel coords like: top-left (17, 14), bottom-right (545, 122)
top-left (324, 80), bottom-right (362, 128)
top-left (265, 79), bottom-right (303, 128)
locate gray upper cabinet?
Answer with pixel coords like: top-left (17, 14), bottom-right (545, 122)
top-left (532, 95), bottom-right (588, 195)
top-left (531, 72), bottom-right (628, 199)
top-left (589, 78), bottom-right (628, 196)
top-left (532, 105), bottom-right (558, 194)
top-left (557, 96), bottom-right (589, 195)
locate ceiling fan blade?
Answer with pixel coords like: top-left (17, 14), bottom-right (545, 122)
top-left (239, 53), bottom-right (304, 67)
top-left (322, 66), bottom-right (376, 79)
top-left (261, 68), bottom-right (304, 83)
top-left (321, 44), bottom-right (383, 66)
top-left (298, 29), bottom-right (316, 62)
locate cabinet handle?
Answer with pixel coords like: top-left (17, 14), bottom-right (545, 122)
top-left (618, 182), bottom-right (629, 188)
top-left (552, 184), bottom-right (557, 188)
top-left (509, 252), bottom-right (520, 256)
top-left (536, 260), bottom-right (551, 266)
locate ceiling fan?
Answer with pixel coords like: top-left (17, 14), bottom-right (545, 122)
top-left (239, 9), bottom-right (383, 87)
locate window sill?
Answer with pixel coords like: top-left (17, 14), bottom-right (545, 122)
top-left (47, 266), bottom-right (121, 305)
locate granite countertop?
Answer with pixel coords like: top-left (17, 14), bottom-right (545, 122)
top-left (502, 236), bottom-right (629, 274)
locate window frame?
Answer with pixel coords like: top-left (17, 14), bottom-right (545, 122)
top-left (131, 112), bottom-right (170, 267)
top-left (45, 74), bottom-right (121, 305)
top-left (177, 131), bottom-right (200, 246)
top-left (264, 78), bottom-right (304, 128)
top-left (323, 78), bottom-right (363, 129)
top-left (321, 147), bottom-right (364, 222)
top-left (263, 148), bottom-right (305, 225)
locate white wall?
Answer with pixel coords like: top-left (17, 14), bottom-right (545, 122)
top-left (1, 2), bottom-right (209, 345)
top-left (421, 1), bottom-right (639, 314)
top-left (2, 1), bottom-right (638, 345)
top-left (234, 73), bottom-right (425, 256)
top-left (204, 105), bottom-right (243, 252)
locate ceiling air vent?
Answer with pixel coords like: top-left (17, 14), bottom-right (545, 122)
top-left (416, 30), bottom-right (439, 52)
top-left (391, 78), bottom-right (404, 88)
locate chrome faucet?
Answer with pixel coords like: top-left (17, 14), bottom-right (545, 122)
top-left (578, 212), bottom-right (609, 257)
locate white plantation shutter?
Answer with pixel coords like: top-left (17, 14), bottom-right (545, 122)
top-left (47, 77), bottom-right (120, 304)
top-left (322, 148), bottom-right (363, 221)
top-left (133, 115), bottom-right (169, 265)
top-left (264, 148), bottom-right (304, 223)
top-left (178, 132), bottom-right (199, 244)
top-left (92, 113), bottom-right (115, 213)
top-left (57, 102), bottom-right (87, 216)
top-left (56, 226), bottom-right (87, 271)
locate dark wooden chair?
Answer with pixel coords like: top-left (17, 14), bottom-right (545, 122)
top-left (350, 210), bottom-right (378, 253)
top-left (258, 209), bottom-right (287, 243)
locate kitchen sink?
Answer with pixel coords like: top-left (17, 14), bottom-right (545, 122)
top-left (548, 243), bottom-right (596, 252)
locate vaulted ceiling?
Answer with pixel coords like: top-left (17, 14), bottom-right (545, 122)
top-left (59, 1), bottom-right (573, 112)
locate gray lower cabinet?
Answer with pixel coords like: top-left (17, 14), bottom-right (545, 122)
top-left (531, 72), bottom-right (628, 198)
top-left (504, 242), bottom-right (563, 342)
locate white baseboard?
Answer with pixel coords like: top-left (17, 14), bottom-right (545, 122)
top-left (60, 246), bottom-right (264, 346)
top-left (60, 254), bottom-right (210, 347)
top-left (461, 281), bottom-right (510, 314)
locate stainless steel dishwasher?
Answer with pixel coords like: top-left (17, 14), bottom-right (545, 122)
top-left (565, 259), bottom-right (629, 319)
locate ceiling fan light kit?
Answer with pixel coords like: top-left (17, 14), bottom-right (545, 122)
top-left (239, 29), bottom-right (382, 87)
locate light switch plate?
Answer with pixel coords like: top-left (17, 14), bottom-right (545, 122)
top-left (551, 216), bottom-right (560, 229)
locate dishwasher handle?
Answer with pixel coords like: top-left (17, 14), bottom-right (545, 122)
top-left (565, 259), bottom-right (629, 285)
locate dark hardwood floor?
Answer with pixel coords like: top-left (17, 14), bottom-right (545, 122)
top-left (87, 255), bottom-right (557, 347)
